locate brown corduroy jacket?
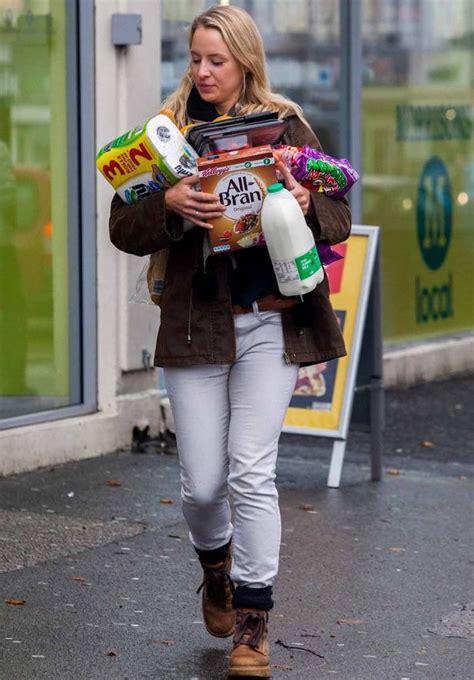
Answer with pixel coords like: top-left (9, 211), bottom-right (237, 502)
top-left (109, 115), bottom-right (351, 367)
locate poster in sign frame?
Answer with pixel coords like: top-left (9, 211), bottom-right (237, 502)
top-left (283, 225), bottom-right (381, 486)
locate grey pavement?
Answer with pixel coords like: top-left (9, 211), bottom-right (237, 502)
top-left (1, 377), bottom-right (473, 680)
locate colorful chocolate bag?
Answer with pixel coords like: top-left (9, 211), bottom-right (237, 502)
top-left (273, 145), bottom-right (359, 198)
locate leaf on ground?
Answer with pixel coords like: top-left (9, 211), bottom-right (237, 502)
top-left (160, 498), bottom-right (175, 505)
top-left (337, 618), bottom-right (365, 625)
top-left (69, 576), bottom-right (87, 582)
top-left (421, 440), bottom-right (435, 448)
top-left (5, 598), bottom-right (26, 606)
top-left (389, 547), bottom-right (406, 552)
top-left (105, 650), bottom-right (117, 656)
top-left (386, 468), bottom-right (401, 476)
top-left (105, 479), bottom-right (122, 487)
top-left (155, 639), bottom-right (174, 646)
top-left (299, 504), bottom-right (314, 511)
top-left (167, 534), bottom-right (182, 539)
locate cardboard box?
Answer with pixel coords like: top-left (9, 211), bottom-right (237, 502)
top-left (197, 145), bottom-right (277, 254)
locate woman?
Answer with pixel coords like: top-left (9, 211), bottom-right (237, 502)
top-left (110, 5), bottom-right (350, 678)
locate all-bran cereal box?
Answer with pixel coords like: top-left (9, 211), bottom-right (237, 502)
top-left (197, 145), bottom-right (277, 254)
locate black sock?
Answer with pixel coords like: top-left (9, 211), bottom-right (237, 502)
top-left (233, 585), bottom-right (273, 611)
top-left (194, 538), bottom-right (232, 565)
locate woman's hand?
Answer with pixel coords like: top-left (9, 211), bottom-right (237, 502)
top-left (276, 161), bottom-right (311, 215)
top-left (165, 175), bottom-right (225, 229)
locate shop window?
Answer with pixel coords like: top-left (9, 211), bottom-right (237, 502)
top-left (0, 1), bottom-right (82, 421)
top-left (161, 0), bottom-right (341, 155)
top-left (232, 0), bottom-right (341, 154)
top-left (362, 0), bottom-right (474, 343)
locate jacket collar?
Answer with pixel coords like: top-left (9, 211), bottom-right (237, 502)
top-left (187, 84), bottom-right (220, 122)
top-left (186, 84), bottom-right (237, 122)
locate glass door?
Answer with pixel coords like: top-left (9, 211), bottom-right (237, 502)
top-left (0, 0), bottom-right (93, 425)
top-left (161, 0), bottom-right (216, 100)
top-left (161, 0), bottom-right (342, 155)
top-left (231, 0), bottom-right (342, 155)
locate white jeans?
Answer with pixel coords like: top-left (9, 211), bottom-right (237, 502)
top-left (164, 308), bottom-right (299, 589)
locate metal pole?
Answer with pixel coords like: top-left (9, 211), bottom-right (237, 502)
top-left (340, 0), bottom-right (362, 223)
top-left (370, 240), bottom-right (384, 481)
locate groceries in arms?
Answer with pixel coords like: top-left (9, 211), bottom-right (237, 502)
top-left (96, 110), bottom-right (359, 205)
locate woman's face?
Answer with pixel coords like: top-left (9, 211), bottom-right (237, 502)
top-left (190, 26), bottom-right (244, 115)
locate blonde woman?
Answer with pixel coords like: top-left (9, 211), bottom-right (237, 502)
top-left (110, 5), bottom-right (350, 677)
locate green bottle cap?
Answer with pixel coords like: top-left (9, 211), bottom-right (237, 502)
top-left (267, 182), bottom-right (284, 193)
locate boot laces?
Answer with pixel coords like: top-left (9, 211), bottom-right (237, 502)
top-left (197, 565), bottom-right (234, 606)
top-left (233, 612), bottom-right (266, 649)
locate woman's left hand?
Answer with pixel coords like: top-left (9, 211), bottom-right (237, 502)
top-left (275, 161), bottom-right (311, 215)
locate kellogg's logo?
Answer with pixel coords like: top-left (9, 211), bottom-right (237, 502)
top-left (201, 166), bottom-right (230, 178)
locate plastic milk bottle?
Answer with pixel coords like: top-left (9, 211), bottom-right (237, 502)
top-left (261, 182), bottom-right (324, 296)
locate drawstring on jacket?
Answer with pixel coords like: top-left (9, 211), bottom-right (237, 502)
top-left (187, 288), bottom-right (193, 345)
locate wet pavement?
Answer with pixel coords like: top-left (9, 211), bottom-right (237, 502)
top-left (1, 377), bottom-right (473, 679)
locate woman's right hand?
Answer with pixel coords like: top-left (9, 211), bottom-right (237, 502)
top-left (165, 175), bottom-right (225, 229)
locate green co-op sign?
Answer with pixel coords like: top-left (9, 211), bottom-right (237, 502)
top-left (415, 156), bottom-right (453, 322)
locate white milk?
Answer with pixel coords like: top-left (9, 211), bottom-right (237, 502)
top-left (260, 182), bottom-right (324, 296)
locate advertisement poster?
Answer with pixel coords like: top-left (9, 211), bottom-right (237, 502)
top-left (362, 90), bottom-right (473, 343)
top-left (283, 228), bottom-right (378, 437)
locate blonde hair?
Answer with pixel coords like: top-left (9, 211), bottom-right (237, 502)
top-left (161, 5), bottom-right (307, 128)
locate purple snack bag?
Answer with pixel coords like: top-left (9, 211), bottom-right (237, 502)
top-left (317, 243), bottom-right (344, 267)
top-left (290, 146), bottom-right (359, 198)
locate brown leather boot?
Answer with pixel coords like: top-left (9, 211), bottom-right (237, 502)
top-left (197, 548), bottom-right (235, 638)
top-left (228, 608), bottom-right (270, 678)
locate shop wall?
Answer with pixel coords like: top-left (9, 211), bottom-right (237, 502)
top-left (95, 0), bottom-right (161, 385)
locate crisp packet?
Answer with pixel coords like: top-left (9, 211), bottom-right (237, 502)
top-left (317, 243), bottom-right (343, 267)
top-left (273, 145), bottom-right (359, 198)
